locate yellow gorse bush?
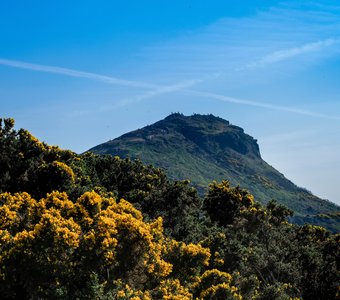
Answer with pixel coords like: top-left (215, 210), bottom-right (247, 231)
top-left (199, 282), bottom-right (242, 300)
top-left (192, 269), bottom-right (242, 299)
top-left (51, 161), bottom-right (76, 182)
top-left (155, 279), bottom-right (192, 300)
top-left (113, 280), bottom-right (152, 300)
top-left (0, 191), bottom-right (191, 293)
top-left (0, 189), bottom-right (243, 298)
top-left (18, 129), bottom-right (47, 152)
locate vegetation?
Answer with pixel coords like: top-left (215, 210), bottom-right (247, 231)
top-left (0, 118), bottom-right (339, 299)
top-left (89, 113), bottom-right (340, 232)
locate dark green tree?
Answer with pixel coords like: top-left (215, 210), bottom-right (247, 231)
top-left (203, 180), bottom-right (254, 226)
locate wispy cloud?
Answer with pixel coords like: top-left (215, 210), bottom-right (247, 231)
top-left (135, 3), bottom-right (340, 80)
top-left (0, 58), bottom-right (158, 89)
top-left (240, 38), bottom-right (339, 70)
top-left (264, 39), bottom-right (338, 63)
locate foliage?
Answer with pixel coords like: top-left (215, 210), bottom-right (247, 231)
top-left (203, 180), bottom-right (254, 226)
top-left (193, 269), bottom-right (242, 299)
top-left (0, 190), bottom-right (213, 298)
top-left (0, 118), bottom-right (339, 299)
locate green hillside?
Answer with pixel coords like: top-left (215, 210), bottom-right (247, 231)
top-left (89, 113), bottom-right (339, 227)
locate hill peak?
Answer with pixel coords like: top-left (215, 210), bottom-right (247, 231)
top-left (91, 113), bottom-right (262, 166)
top-left (163, 113), bottom-right (230, 126)
top-left (165, 112), bottom-right (228, 123)
top-left (151, 113), bottom-right (260, 158)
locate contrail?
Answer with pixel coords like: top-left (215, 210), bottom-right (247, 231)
top-left (0, 58), bottom-right (158, 89)
top-left (1, 51), bottom-right (339, 121)
top-left (186, 90), bottom-right (340, 120)
top-left (102, 79), bottom-right (202, 110)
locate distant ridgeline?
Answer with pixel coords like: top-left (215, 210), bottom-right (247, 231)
top-left (0, 117), bottom-right (339, 299)
top-left (89, 113), bottom-right (340, 232)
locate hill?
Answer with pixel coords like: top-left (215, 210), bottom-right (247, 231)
top-left (89, 113), bottom-right (339, 228)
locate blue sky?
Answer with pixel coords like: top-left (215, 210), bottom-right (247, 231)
top-left (1, 1), bottom-right (340, 205)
